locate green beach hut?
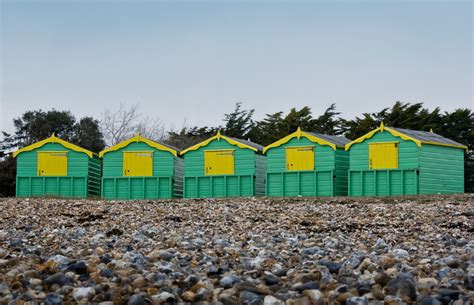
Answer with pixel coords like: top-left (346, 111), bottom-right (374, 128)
top-left (99, 135), bottom-right (183, 199)
top-left (346, 123), bottom-right (467, 196)
top-left (180, 131), bottom-right (266, 198)
top-left (14, 134), bottom-right (101, 198)
top-left (263, 127), bottom-right (350, 197)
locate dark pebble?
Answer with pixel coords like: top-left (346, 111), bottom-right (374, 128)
top-left (128, 293), bottom-right (145, 305)
top-left (67, 261), bottom-right (88, 274)
top-left (44, 273), bottom-right (70, 287)
top-left (318, 259), bottom-right (342, 273)
top-left (385, 274), bottom-right (417, 302)
top-left (44, 293), bottom-right (63, 305)
top-left (239, 291), bottom-right (262, 305)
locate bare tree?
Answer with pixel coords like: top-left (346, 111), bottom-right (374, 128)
top-left (100, 104), bottom-right (166, 147)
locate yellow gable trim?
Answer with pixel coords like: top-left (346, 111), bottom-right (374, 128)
top-left (99, 134), bottom-right (177, 158)
top-left (263, 127), bottom-right (337, 154)
top-left (180, 132), bottom-right (258, 156)
top-left (345, 125), bottom-right (421, 151)
top-left (344, 123), bottom-right (466, 151)
top-left (13, 135), bottom-right (94, 158)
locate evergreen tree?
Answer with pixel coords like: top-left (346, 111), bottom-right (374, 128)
top-left (0, 109), bottom-right (106, 197)
top-left (223, 102), bottom-right (255, 138)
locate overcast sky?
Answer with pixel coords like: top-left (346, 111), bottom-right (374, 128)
top-left (1, 1), bottom-right (472, 134)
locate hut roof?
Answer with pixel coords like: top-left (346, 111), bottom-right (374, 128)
top-left (99, 134), bottom-right (178, 157)
top-left (345, 123), bottom-right (467, 150)
top-left (263, 127), bottom-right (349, 153)
top-left (13, 134), bottom-right (95, 158)
top-left (180, 131), bottom-right (262, 155)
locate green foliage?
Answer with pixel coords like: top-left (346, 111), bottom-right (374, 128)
top-left (1, 102), bottom-right (473, 196)
top-left (248, 104), bottom-right (343, 146)
top-left (0, 155), bottom-right (16, 197)
top-left (1, 109), bottom-right (105, 152)
top-left (223, 102), bottom-right (255, 138)
top-left (166, 126), bottom-right (218, 150)
top-left (71, 117), bottom-right (106, 153)
top-left (0, 109), bottom-right (106, 197)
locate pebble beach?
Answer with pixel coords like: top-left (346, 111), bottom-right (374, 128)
top-left (0, 195), bottom-right (473, 305)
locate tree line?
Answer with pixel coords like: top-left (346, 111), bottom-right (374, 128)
top-left (1, 101), bottom-right (472, 196)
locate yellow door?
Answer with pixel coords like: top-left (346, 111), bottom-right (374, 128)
top-left (369, 142), bottom-right (398, 169)
top-left (286, 146), bottom-right (314, 171)
top-left (37, 151), bottom-right (68, 176)
top-left (123, 151), bottom-right (153, 176)
top-left (204, 150), bottom-right (234, 175)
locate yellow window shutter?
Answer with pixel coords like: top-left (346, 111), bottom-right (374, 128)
top-left (369, 142), bottom-right (398, 169)
top-left (286, 146), bottom-right (314, 171)
top-left (123, 151), bottom-right (153, 176)
top-left (37, 151), bottom-right (68, 176)
top-left (204, 150), bottom-right (234, 175)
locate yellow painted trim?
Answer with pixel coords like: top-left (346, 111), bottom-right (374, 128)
top-left (344, 123), bottom-right (467, 151)
top-left (13, 135), bottom-right (94, 158)
top-left (345, 124), bottom-right (420, 151)
top-left (263, 127), bottom-right (337, 154)
top-left (180, 132), bottom-right (258, 155)
top-left (99, 134), bottom-right (177, 158)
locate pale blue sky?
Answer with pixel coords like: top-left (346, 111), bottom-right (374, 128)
top-left (1, 1), bottom-right (472, 134)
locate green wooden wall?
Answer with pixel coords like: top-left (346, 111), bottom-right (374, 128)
top-left (419, 144), bottom-right (464, 194)
top-left (265, 137), bottom-right (348, 196)
top-left (16, 142), bottom-right (100, 198)
top-left (101, 142), bottom-right (181, 199)
top-left (348, 131), bottom-right (420, 196)
top-left (183, 139), bottom-right (264, 198)
top-left (334, 148), bottom-right (350, 196)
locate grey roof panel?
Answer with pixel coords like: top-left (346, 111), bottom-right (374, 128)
top-left (389, 127), bottom-right (465, 147)
top-left (227, 136), bottom-right (264, 153)
top-left (305, 132), bottom-right (351, 147)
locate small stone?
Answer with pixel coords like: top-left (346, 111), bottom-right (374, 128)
top-left (421, 296), bottom-right (442, 305)
top-left (263, 271), bottom-right (280, 285)
top-left (465, 274), bottom-right (474, 290)
top-left (318, 259), bottom-right (342, 273)
top-left (100, 268), bottom-right (115, 278)
top-left (66, 261), bottom-right (87, 274)
top-left (385, 274), bottom-right (417, 303)
top-left (418, 277), bottom-right (438, 291)
top-left (47, 255), bottom-right (70, 267)
top-left (379, 255), bottom-right (396, 269)
top-left (152, 291), bottom-right (175, 303)
top-left (128, 294), bottom-right (145, 305)
top-left (373, 238), bottom-right (388, 250)
top-left (384, 295), bottom-right (403, 305)
top-left (371, 284), bottom-right (385, 300)
top-left (286, 297), bottom-right (312, 305)
top-left (132, 277), bottom-right (146, 289)
top-left (438, 288), bottom-right (460, 301)
top-left (44, 293), bottom-right (62, 305)
top-left (447, 258), bottom-right (461, 268)
top-left (220, 275), bottom-right (241, 289)
top-left (392, 249), bottom-right (409, 260)
top-left (346, 296), bottom-right (369, 305)
top-left (72, 287), bottom-right (95, 301)
top-left (44, 273), bottom-right (70, 287)
top-left (291, 281), bottom-right (319, 292)
top-left (263, 295), bottom-right (284, 305)
top-left (239, 291), bottom-right (263, 305)
top-left (337, 292), bottom-right (352, 304)
top-left (302, 289), bottom-right (323, 305)
top-left (182, 290), bottom-right (196, 302)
